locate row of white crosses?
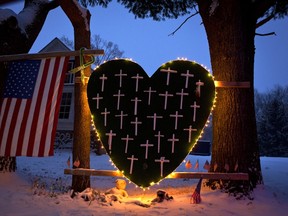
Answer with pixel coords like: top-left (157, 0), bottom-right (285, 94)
top-left (127, 155), bottom-right (169, 176)
top-left (93, 67), bottom-right (205, 176)
top-left (118, 125), bottom-right (197, 154)
top-left (105, 126), bottom-right (197, 156)
top-left (98, 68), bottom-right (204, 95)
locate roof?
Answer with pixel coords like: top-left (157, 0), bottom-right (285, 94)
top-left (38, 37), bottom-right (72, 53)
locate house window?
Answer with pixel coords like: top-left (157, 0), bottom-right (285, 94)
top-left (59, 92), bottom-right (72, 119)
top-left (64, 61), bottom-right (75, 84)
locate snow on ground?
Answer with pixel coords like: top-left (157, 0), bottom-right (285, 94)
top-left (1, 149), bottom-right (288, 216)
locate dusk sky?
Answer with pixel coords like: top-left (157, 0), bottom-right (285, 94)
top-left (3, 1), bottom-right (288, 92)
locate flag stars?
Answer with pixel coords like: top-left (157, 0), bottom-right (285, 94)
top-left (3, 60), bottom-right (40, 99)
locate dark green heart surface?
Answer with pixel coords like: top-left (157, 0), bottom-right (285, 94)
top-left (87, 59), bottom-right (215, 188)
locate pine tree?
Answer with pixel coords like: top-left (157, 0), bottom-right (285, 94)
top-left (256, 86), bottom-right (288, 156)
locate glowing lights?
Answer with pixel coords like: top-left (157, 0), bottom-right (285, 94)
top-left (177, 57), bottom-right (188, 61)
top-left (87, 58), bottom-right (216, 190)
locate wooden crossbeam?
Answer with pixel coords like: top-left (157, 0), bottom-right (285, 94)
top-left (64, 168), bottom-right (249, 181)
top-left (64, 169), bottom-right (123, 177)
top-left (170, 172), bottom-right (249, 180)
top-left (214, 81), bottom-right (250, 88)
top-left (0, 49), bottom-right (104, 62)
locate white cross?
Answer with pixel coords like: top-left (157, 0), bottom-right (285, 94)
top-left (99, 74), bottom-right (108, 92)
top-left (176, 89), bottom-right (189, 110)
top-left (159, 91), bottom-right (173, 110)
top-left (131, 117), bottom-right (142, 136)
top-left (147, 113), bottom-right (163, 130)
top-left (101, 108), bottom-right (110, 126)
top-left (181, 70), bottom-right (194, 88)
top-left (160, 67), bottom-right (177, 86)
top-left (155, 156), bottom-right (170, 177)
top-left (168, 134), bottom-right (179, 153)
top-left (105, 130), bottom-right (116, 152)
top-left (169, 111), bottom-right (183, 130)
top-left (140, 140), bottom-right (154, 159)
top-left (121, 135), bottom-right (134, 153)
top-left (115, 111), bottom-right (128, 129)
top-left (113, 89), bottom-right (125, 110)
top-left (127, 155), bottom-right (138, 174)
top-left (190, 101), bottom-right (200, 122)
top-left (115, 69), bottom-right (127, 88)
top-left (131, 97), bottom-right (141, 115)
top-left (184, 125), bottom-right (197, 143)
top-left (196, 79), bottom-right (204, 97)
top-left (154, 131), bottom-right (164, 153)
top-left (131, 73), bottom-right (143, 92)
top-left (144, 87), bottom-right (156, 105)
top-left (92, 93), bottom-right (103, 109)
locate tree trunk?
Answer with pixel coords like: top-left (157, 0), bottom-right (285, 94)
top-left (60, 0), bottom-right (91, 192)
top-left (197, 0), bottom-right (262, 191)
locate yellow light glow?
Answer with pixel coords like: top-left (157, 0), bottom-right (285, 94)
top-left (87, 58), bottom-right (217, 190)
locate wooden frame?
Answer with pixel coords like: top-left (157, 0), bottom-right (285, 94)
top-left (64, 168), bottom-right (249, 181)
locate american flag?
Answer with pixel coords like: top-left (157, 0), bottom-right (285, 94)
top-left (203, 160), bottom-right (210, 171)
top-left (0, 56), bottom-right (70, 157)
top-left (190, 177), bottom-right (203, 204)
top-left (194, 159), bottom-right (199, 170)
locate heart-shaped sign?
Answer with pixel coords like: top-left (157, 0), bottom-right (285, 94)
top-left (87, 59), bottom-right (215, 188)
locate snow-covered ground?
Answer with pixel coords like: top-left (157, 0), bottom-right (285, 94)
top-left (1, 149), bottom-right (287, 216)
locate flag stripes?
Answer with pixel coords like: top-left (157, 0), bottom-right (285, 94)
top-left (0, 56), bottom-right (69, 157)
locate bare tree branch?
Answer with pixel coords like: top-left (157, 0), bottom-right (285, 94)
top-left (168, 11), bottom-right (199, 36)
top-left (256, 13), bottom-right (275, 28)
top-left (255, 32), bottom-right (276, 36)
